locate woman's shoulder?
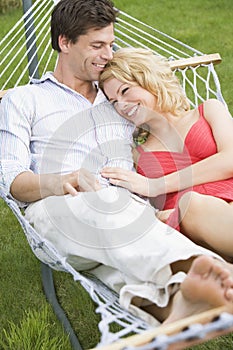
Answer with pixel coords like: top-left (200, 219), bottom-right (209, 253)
top-left (202, 98), bottom-right (226, 113)
top-left (199, 99), bottom-right (228, 121)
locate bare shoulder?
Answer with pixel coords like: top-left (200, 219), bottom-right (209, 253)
top-left (203, 98), bottom-right (228, 114)
top-left (202, 99), bottom-right (231, 122)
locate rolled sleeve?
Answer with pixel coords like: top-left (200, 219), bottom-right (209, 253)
top-left (0, 88), bottom-right (33, 200)
top-left (0, 160), bottom-right (32, 195)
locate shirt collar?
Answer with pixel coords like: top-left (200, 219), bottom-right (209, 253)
top-left (31, 72), bottom-right (107, 104)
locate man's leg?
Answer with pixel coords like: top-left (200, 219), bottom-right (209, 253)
top-left (25, 187), bottom-right (222, 314)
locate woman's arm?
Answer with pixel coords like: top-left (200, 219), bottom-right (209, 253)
top-left (101, 99), bottom-right (233, 197)
top-left (158, 99), bottom-right (233, 195)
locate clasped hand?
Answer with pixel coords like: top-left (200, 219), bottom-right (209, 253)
top-left (62, 168), bottom-right (102, 196)
top-left (61, 167), bottom-right (161, 198)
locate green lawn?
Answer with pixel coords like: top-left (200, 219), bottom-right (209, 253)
top-left (115, 0), bottom-right (233, 114)
top-left (0, 1), bottom-right (233, 349)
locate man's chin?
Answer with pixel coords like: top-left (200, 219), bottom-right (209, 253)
top-left (91, 73), bottom-right (101, 82)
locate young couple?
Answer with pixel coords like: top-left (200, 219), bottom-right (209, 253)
top-left (1, 0), bottom-right (233, 326)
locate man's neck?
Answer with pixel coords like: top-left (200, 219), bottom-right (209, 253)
top-left (53, 67), bottom-right (98, 103)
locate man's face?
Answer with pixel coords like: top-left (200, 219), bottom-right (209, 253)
top-left (64, 24), bottom-right (115, 82)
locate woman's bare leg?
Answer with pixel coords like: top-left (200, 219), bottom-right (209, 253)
top-left (179, 192), bottom-right (233, 259)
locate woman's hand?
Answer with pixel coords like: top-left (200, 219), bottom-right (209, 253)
top-left (101, 167), bottom-right (157, 197)
top-left (156, 209), bottom-right (175, 223)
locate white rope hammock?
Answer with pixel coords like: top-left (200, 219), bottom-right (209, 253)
top-left (1, 1), bottom-right (233, 349)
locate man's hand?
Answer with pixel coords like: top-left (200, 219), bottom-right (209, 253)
top-left (63, 168), bottom-right (102, 196)
top-left (11, 169), bottom-right (102, 202)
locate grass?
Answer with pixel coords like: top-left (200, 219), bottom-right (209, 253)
top-left (0, 307), bottom-right (70, 350)
top-left (0, 200), bottom-right (101, 349)
top-left (1, 1), bottom-right (233, 349)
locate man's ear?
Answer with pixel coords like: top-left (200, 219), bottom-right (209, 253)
top-left (58, 35), bottom-right (70, 53)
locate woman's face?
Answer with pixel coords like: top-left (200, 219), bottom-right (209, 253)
top-left (103, 77), bottom-right (157, 127)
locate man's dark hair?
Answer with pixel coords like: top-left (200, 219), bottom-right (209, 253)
top-left (51, 0), bottom-right (118, 52)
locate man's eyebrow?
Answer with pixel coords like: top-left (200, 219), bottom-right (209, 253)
top-left (90, 40), bottom-right (104, 44)
top-left (90, 40), bottom-right (115, 44)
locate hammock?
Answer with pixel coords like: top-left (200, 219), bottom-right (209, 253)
top-left (1, 1), bottom-right (233, 349)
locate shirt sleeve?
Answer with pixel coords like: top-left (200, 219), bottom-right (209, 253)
top-left (0, 87), bottom-right (33, 199)
top-left (89, 102), bottom-right (136, 186)
top-left (99, 102), bottom-right (135, 168)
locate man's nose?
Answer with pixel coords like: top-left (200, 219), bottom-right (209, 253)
top-left (101, 46), bottom-right (113, 60)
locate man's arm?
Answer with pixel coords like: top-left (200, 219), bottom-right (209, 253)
top-left (10, 171), bottom-right (66, 202)
top-left (10, 168), bottom-right (102, 203)
top-left (1, 89), bottom-right (98, 203)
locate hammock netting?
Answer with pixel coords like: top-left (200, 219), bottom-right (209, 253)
top-left (0, 1), bottom-right (233, 349)
top-left (0, 0), bottom-right (226, 109)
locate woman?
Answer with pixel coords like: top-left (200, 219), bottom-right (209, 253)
top-left (99, 47), bottom-right (233, 261)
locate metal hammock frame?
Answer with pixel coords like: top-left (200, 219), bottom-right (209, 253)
top-left (1, 1), bottom-right (233, 349)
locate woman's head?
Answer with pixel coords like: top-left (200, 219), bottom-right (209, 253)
top-left (100, 47), bottom-right (189, 116)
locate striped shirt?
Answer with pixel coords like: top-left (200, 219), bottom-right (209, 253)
top-left (0, 72), bottom-right (135, 205)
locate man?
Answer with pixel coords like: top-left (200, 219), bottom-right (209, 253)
top-left (1, 0), bottom-right (233, 325)
top-left (1, 0), bottom-right (118, 203)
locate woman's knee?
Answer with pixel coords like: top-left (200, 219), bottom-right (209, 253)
top-left (178, 191), bottom-right (202, 219)
top-left (178, 191), bottom-right (211, 242)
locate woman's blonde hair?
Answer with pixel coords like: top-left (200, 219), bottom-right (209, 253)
top-left (99, 47), bottom-right (190, 115)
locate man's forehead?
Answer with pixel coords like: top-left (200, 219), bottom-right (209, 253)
top-left (83, 24), bottom-right (115, 41)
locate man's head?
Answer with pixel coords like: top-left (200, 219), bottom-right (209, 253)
top-left (51, 0), bottom-right (118, 52)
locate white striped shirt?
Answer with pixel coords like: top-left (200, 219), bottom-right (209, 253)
top-left (0, 72), bottom-right (135, 205)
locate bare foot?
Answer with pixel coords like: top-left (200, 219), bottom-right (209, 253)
top-left (164, 256), bottom-right (233, 324)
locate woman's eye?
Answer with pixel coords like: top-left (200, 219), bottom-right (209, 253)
top-left (121, 87), bottom-right (129, 95)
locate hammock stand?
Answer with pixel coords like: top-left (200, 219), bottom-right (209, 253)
top-left (1, 1), bottom-right (233, 349)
